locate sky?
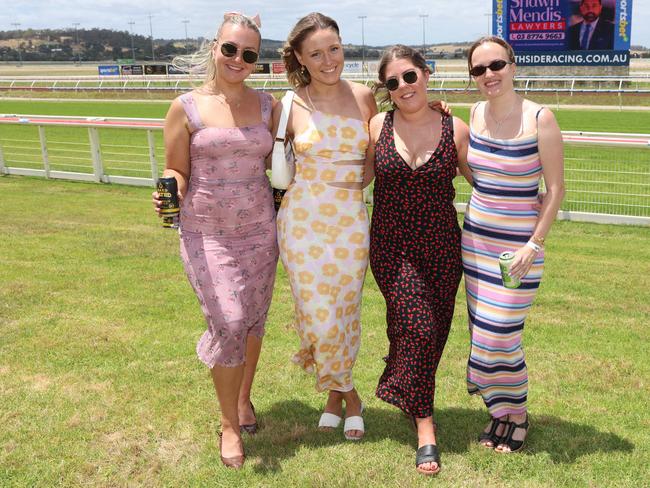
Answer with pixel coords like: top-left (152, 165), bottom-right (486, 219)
top-left (4, 0), bottom-right (650, 48)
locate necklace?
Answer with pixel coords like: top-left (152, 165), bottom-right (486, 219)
top-left (199, 86), bottom-right (243, 109)
top-left (213, 93), bottom-right (242, 109)
top-left (486, 102), bottom-right (517, 137)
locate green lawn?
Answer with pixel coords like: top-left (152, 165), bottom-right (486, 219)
top-left (1, 98), bottom-right (649, 133)
top-left (1, 176), bottom-right (649, 487)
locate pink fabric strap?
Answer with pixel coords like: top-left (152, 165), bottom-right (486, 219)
top-left (179, 92), bottom-right (204, 132)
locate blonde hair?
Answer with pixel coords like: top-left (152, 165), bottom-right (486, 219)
top-left (171, 14), bottom-right (261, 85)
top-left (281, 12), bottom-right (340, 88)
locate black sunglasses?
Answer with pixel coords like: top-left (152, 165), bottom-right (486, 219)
top-left (385, 70), bottom-right (418, 91)
top-left (219, 41), bottom-right (259, 64)
top-left (469, 59), bottom-right (513, 77)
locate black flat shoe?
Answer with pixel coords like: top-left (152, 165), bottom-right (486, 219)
top-left (239, 402), bottom-right (258, 435)
top-left (415, 444), bottom-right (441, 476)
top-left (479, 416), bottom-right (507, 448)
top-left (495, 415), bottom-right (529, 453)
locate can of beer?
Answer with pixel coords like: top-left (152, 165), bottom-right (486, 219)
top-left (156, 177), bottom-right (180, 229)
top-left (499, 251), bottom-right (521, 289)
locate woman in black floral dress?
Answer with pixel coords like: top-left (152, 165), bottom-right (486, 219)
top-left (364, 45), bottom-right (472, 476)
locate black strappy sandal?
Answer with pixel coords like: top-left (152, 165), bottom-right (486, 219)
top-left (496, 415), bottom-right (529, 453)
top-left (239, 402), bottom-right (258, 435)
top-left (479, 416), bottom-right (507, 448)
top-left (415, 444), bottom-right (441, 476)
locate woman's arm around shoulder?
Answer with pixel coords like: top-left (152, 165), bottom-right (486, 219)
top-left (362, 111), bottom-right (387, 188)
top-left (452, 116), bottom-right (473, 186)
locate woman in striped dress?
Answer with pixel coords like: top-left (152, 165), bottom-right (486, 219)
top-left (462, 37), bottom-right (565, 453)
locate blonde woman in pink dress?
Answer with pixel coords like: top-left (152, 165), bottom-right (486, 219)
top-left (154, 13), bottom-right (277, 469)
top-left (275, 12), bottom-right (377, 440)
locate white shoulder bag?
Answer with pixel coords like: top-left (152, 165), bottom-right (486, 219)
top-left (271, 91), bottom-right (296, 190)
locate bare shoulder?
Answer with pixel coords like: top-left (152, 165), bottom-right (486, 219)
top-left (348, 79), bottom-right (373, 97)
top-left (369, 111), bottom-right (387, 138)
top-left (166, 95), bottom-right (186, 118)
top-left (452, 116), bottom-right (469, 137)
top-left (348, 80), bottom-right (376, 117)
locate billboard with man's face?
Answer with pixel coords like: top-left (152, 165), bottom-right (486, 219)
top-left (493, 0), bottom-right (633, 66)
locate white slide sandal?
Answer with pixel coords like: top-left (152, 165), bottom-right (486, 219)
top-left (318, 412), bottom-right (342, 429)
top-left (343, 404), bottom-right (365, 441)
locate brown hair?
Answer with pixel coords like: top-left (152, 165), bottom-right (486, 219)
top-left (281, 12), bottom-right (340, 88)
top-left (373, 44), bottom-right (430, 105)
top-left (467, 36), bottom-right (516, 81)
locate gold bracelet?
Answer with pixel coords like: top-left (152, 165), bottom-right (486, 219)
top-left (530, 235), bottom-right (545, 247)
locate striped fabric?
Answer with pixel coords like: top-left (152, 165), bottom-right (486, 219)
top-left (462, 125), bottom-right (544, 418)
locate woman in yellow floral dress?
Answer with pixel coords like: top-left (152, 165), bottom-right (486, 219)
top-left (275, 12), bottom-right (377, 440)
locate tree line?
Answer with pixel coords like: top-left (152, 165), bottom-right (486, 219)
top-left (0, 28), bottom-right (478, 63)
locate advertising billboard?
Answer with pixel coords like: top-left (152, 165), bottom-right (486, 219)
top-left (120, 65), bottom-right (144, 76)
top-left (493, 0), bottom-right (633, 66)
top-left (98, 65), bottom-right (119, 76)
top-left (144, 64), bottom-right (168, 75)
top-left (254, 63), bottom-right (271, 74)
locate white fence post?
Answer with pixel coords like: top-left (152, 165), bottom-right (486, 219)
top-left (0, 144), bottom-right (6, 175)
top-left (147, 130), bottom-right (159, 185)
top-left (88, 127), bottom-right (105, 183)
top-left (38, 125), bottom-right (51, 178)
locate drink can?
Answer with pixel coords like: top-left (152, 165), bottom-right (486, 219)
top-left (157, 177), bottom-right (180, 229)
top-left (499, 251), bottom-right (521, 289)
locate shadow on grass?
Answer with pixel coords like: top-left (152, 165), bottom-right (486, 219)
top-left (245, 402), bottom-right (634, 473)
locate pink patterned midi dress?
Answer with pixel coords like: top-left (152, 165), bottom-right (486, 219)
top-left (178, 91), bottom-right (278, 368)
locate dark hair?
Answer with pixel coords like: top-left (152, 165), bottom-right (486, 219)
top-left (467, 36), bottom-right (516, 83)
top-left (373, 44), bottom-right (430, 105)
top-left (580, 0), bottom-right (602, 5)
top-left (281, 12), bottom-right (340, 88)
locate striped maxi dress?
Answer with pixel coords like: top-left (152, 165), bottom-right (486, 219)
top-left (461, 111), bottom-right (544, 418)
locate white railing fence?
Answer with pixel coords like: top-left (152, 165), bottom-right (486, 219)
top-left (1, 114), bottom-right (648, 226)
top-left (1, 73), bottom-right (649, 95)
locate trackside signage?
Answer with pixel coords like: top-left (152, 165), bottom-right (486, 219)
top-left (493, 0), bottom-right (633, 66)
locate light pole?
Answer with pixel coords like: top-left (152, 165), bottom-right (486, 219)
top-left (358, 15), bottom-right (367, 74)
top-left (72, 22), bottom-right (80, 63)
top-left (11, 22), bottom-right (23, 66)
top-left (148, 14), bottom-right (155, 61)
top-left (128, 21), bottom-right (136, 61)
top-left (419, 14), bottom-right (429, 57)
top-left (182, 19), bottom-right (190, 54)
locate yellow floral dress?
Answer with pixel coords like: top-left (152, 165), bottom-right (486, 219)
top-left (277, 103), bottom-right (369, 392)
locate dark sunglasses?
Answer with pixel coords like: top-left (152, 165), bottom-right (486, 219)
top-left (469, 59), bottom-right (513, 77)
top-left (385, 70), bottom-right (418, 91)
top-left (219, 41), bottom-right (259, 64)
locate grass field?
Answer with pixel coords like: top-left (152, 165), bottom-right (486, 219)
top-left (2, 98), bottom-right (649, 217)
top-left (1, 176), bottom-right (649, 487)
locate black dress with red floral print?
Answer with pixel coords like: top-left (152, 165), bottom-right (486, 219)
top-left (370, 110), bottom-right (462, 419)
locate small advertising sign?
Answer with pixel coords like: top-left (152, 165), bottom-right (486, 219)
top-left (98, 65), bottom-right (120, 76)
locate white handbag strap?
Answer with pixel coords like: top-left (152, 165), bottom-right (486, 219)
top-left (275, 90), bottom-right (295, 143)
